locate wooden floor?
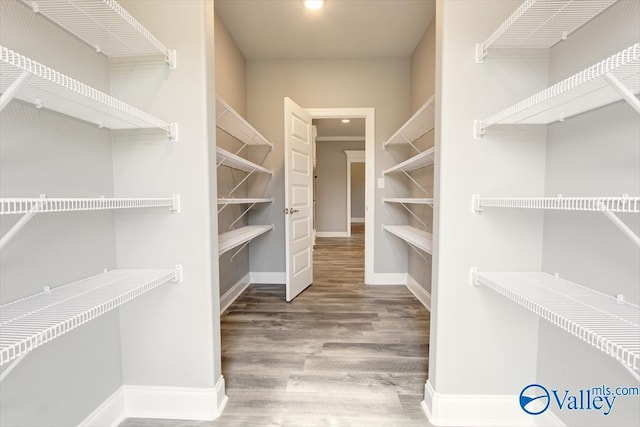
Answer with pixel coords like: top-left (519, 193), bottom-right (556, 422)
top-left (121, 225), bottom-right (431, 426)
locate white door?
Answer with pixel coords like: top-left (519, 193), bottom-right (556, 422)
top-left (284, 97), bottom-right (313, 301)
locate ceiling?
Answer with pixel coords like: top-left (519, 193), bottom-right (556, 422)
top-left (215, 0), bottom-right (435, 59)
top-left (313, 118), bottom-right (365, 138)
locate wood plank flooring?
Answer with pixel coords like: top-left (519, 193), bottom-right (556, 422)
top-left (121, 225), bottom-right (432, 426)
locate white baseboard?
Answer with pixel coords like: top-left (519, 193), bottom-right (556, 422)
top-left (80, 377), bottom-right (228, 426)
top-left (368, 273), bottom-right (407, 285)
top-left (316, 231), bottom-right (349, 237)
top-left (220, 273), bottom-right (251, 313)
top-left (350, 217), bottom-right (364, 223)
top-left (250, 271), bottom-right (286, 284)
top-left (422, 380), bottom-right (565, 427)
top-left (406, 274), bottom-right (431, 311)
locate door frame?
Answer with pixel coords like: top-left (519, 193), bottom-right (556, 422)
top-left (305, 107), bottom-right (375, 285)
top-left (344, 150), bottom-right (365, 236)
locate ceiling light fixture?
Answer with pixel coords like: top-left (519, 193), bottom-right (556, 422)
top-left (341, 119), bottom-right (350, 123)
top-left (304, 0), bottom-right (325, 11)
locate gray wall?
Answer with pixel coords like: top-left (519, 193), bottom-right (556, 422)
top-left (0, 1), bottom-right (121, 425)
top-left (408, 19), bottom-right (436, 294)
top-left (315, 141), bottom-right (364, 233)
top-left (538, 2), bottom-right (640, 425)
top-left (247, 58), bottom-right (412, 276)
top-left (429, 0), bottom-right (548, 397)
top-left (351, 163), bottom-right (365, 219)
top-left (214, 10), bottom-right (253, 297)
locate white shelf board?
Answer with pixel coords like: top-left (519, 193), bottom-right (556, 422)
top-left (0, 197), bottom-right (179, 215)
top-left (0, 46), bottom-right (175, 136)
top-left (218, 225), bottom-right (273, 256)
top-left (473, 271), bottom-right (640, 374)
top-left (383, 197), bottom-right (434, 206)
top-left (384, 95), bottom-right (435, 147)
top-left (216, 147), bottom-right (273, 175)
top-left (473, 195), bottom-right (639, 213)
top-left (479, 43), bottom-right (639, 131)
top-left (216, 95), bottom-right (272, 148)
top-left (19, 0), bottom-right (175, 65)
top-left (477, 0), bottom-right (618, 61)
top-left (0, 268), bottom-right (179, 366)
top-left (383, 225), bottom-right (433, 254)
top-left (383, 148), bottom-right (435, 175)
top-left (217, 197), bottom-right (274, 205)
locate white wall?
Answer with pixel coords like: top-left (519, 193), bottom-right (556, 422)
top-left (538, 2), bottom-right (640, 426)
top-left (0, 1), bottom-right (121, 425)
top-left (246, 58), bottom-right (412, 277)
top-left (429, 0), bottom-right (548, 399)
top-left (351, 162), bottom-right (365, 220)
top-left (316, 141), bottom-right (364, 233)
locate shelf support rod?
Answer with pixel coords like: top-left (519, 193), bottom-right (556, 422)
top-left (401, 170), bottom-right (430, 197)
top-left (0, 354), bottom-right (27, 383)
top-left (228, 170), bottom-right (255, 197)
top-left (229, 203), bottom-right (257, 230)
top-left (408, 243), bottom-right (428, 262)
top-left (602, 73), bottom-right (640, 114)
top-left (400, 203), bottom-right (427, 230)
top-left (0, 195), bottom-right (45, 250)
top-left (600, 208), bottom-right (640, 248)
top-left (235, 134), bottom-right (256, 156)
top-left (230, 240), bottom-right (251, 262)
top-left (0, 71), bottom-right (31, 112)
top-left (218, 203), bottom-right (230, 214)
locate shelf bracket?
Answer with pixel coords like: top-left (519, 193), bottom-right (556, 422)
top-left (166, 49), bottom-right (177, 70)
top-left (473, 120), bottom-right (485, 139)
top-left (401, 170), bottom-right (430, 197)
top-left (0, 71), bottom-right (32, 112)
top-left (470, 267), bottom-right (479, 286)
top-left (168, 123), bottom-right (179, 142)
top-left (173, 265), bottom-right (183, 283)
top-left (471, 194), bottom-right (482, 213)
top-left (475, 43), bottom-right (487, 64)
top-left (230, 240), bottom-right (251, 262)
top-left (400, 203), bottom-right (427, 231)
top-left (599, 205), bottom-right (640, 248)
top-left (408, 243), bottom-right (428, 262)
top-left (218, 202), bottom-right (230, 214)
top-left (0, 354), bottom-right (27, 383)
top-left (0, 195), bottom-right (45, 250)
top-left (228, 169), bottom-right (255, 197)
top-left (228, 203), bottom-right (257, 230)
top-left (602, 73), bottom-right (640, 114)
top-left (171, 195), bottom-right (181, 213)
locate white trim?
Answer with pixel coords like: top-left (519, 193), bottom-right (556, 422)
top-left (220, 273), bottom-right (251, 313)
top-left (351, 217), bottom-right (365, 223)
top-left (369, 273), bottom-right (407, 285)
top-left (422, 380), bottom-right (565, 427)
top-left (344, 150), bottom-right (366, 162)
top-left (316, 231), bottom-right (349, 237)
top-left (406, 274), bottom-right (431, 311)
top-left (80, 377), bottom-right (228, 426)
top-left (250, 271), bottom-right (286, 284)
top-left (306, 107), bottom-right (375, 285)
top-left (345, 150), bottom-right (365, 236)
top-left (316, 136), bottom-right (365, 142)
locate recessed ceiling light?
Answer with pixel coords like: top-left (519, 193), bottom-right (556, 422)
top-left (341, 119), bottom-right (350, 124)
top-left (304, 0), bottom-right (324, 11)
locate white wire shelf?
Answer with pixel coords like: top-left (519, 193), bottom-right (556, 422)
top-left (384, 95), bottom-right (435, 148)
top-left (475, 43), bottom-right (640, 137)
top-left (476, 0), bottom-right (618, 63)
top-left (0, 196), bottom-right (180, 215)
top-left (216, 95), bottom-right (272, 149)
top-left (19, 0), bottom-right (176, 68)
top-left (216, 147), bottom-right (273, 175)
top-left (472, 271), bottom-right (640, 375)
top-left (0, 46), bottom-right (178, 140)
top-left (383, 148), bottom-right (435, 175)
top-left (383, 225), bottom-right (433, 254)
top-left (383, 197), bottom-right (434, 206)
top-left (0, 267), bottom-right (182, 366)
top-left (472, 195), bottom-right (640, 214)
top-left (218, 225), bottom-right (273, 256)
top-left (217, 197), bottom-right (274, 205)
